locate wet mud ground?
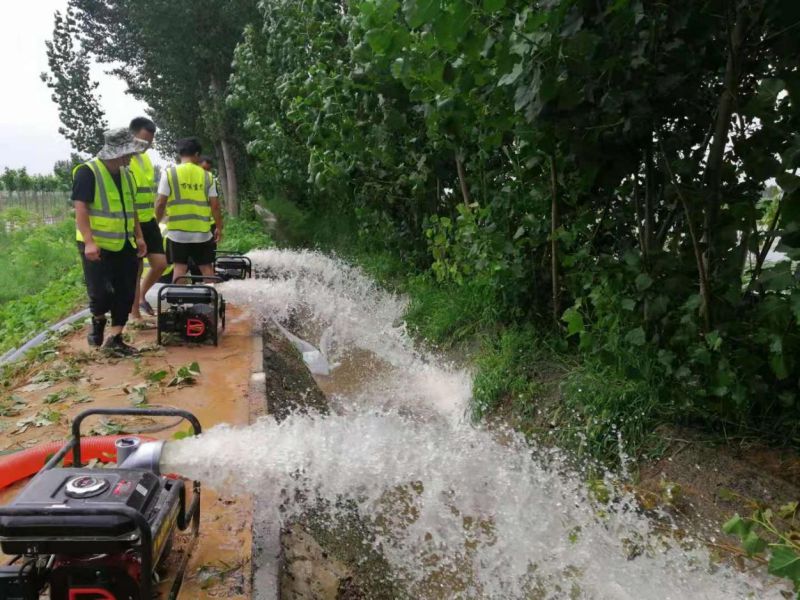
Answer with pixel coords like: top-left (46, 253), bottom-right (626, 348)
top-left (0, 306), bottom-right (258, 599)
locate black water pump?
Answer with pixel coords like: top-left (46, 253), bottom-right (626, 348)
top-left (0, 408), bottom-right (201, 600)
top-left (213, 251), bottom-right (252, 281)
top-left (157, 275), bottom-right (225, 346)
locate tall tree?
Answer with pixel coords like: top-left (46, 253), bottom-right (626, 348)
top-left (66, 0), bottom-right (260, 215)
top-left (53, 153), bottom-right (85, 188)
top-left (1, 168), bottom-right (18, 194)
top-left (41, 8), bottom-right (107, 155)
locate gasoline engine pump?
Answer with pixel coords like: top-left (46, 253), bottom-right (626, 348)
top-left (157, 275), bottom-right (225, 346)
top-left (213, 251), bottom-right (252, 281)
top-left (0, 408), bottom-right (202, 600)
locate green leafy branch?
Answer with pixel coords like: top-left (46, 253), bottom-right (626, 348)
top-left (724, 501), bottom-right (800, 594)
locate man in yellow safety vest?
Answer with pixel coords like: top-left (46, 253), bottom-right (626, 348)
top-left (72, 128), bottom-right (148, 355)
top-left (155, 137), bottom-right (223, 282)
top-left (128, 117), bottom-right (167, 318)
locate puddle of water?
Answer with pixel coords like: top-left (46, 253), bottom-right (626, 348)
top-left (163, 249), bottom-right (784, 599)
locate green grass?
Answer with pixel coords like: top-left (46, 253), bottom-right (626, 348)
top-left (472, 326), bottom-right (563, 417)
top-left (556, 359), bottom-right (666, 462)
top-left (0, 267), bottom-right (85, 356)
top-left (403, 275), bottom-right (504, 347)
top-left (261, 196), bottom-right (311, 247)
top-left (0, 216), bottom-right (78, 305)
top-left (0, 211), bottom-right (85, 356)
top-left (218, 213), bottom-right (274, 253)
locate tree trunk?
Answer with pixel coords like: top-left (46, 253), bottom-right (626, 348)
top-left (215, 142), bottom-right (227, 199)
top-left (702, 5), bottom-right (751, 324)
top-left (550, 155), bottom-right (561, 324)
top-left (455, 153), bottom-right (472, 207)
top-left (209, 76), bottom-right (239, 217)
top-left (745, 203), bottom-right (782, 295)
top-left (634, 171), bottom-right (646, 254)
top-left (644, 144), bottom-right (655, 255)
top-left (660, 143), bottom-right (711, 333)
top-left (220, 137), bottom-right (239, 217)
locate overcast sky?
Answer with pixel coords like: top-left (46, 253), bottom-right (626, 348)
top-left (0, 1), bottom-right (155, 174)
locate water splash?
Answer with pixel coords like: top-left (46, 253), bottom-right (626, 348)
top-left (164, 248), bottom-right (783, 599)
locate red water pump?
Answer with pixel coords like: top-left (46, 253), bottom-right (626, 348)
top-left (156, 275), bottom-right (225, 346)
top-left (0, 408), bottom-right (201, 600)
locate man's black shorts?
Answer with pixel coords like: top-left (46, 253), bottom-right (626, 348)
top-left (140, 219), bottom-right (165, 255)
top-left (167, 238), bottom-right (215, 267)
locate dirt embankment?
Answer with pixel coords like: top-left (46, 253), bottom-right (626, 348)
top-left (636, 426), bottom-right (800, 549)
top-left (496, 371), bottom-right (800, 564)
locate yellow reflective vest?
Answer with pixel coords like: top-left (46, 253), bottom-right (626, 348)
top-left (166, 163), bottom-right (213, 233)
top-left (74, 158), bottom-right (136, 251)
top-left (129, 152), bottom-right (157, 222)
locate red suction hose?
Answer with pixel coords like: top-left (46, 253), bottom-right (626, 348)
top-left (0, 435), bottom-right (155, 490)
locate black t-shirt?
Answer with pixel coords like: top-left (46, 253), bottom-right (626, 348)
top-left (72, 164), bottom-right (133, 249)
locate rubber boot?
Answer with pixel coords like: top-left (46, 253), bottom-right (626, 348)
top-left (88, 316), bottom-right (106, 347)
top-left (102, 334), bottom-right (139, 357)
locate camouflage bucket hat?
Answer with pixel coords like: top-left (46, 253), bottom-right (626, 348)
top-left (97, 127), bottom-right (150, 159)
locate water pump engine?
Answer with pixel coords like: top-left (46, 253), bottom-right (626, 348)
top-left (214, 252), bottom-right (252, 281)
top-left (0, 408), bottom-right (201, 600)
top-left (157, 275), bottom-right (225, 346)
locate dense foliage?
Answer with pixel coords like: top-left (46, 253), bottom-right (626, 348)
top-left (231, 0), bottom-right (800, 443)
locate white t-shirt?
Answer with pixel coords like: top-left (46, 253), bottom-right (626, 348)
top-left (158, 167), bottom-right (218, 243)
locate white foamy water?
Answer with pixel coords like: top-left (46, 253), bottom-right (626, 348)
top-left (164, 249), bottom-right (783, 599)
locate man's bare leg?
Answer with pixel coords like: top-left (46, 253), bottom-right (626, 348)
top-left (172, 263), bottom-right (189, 283)
top-left (130, 259), bottom-right (144, 320)
top-left (140, 253), bottom-right (167, 307)
top-left (199, 263), bottom-right (215, 283)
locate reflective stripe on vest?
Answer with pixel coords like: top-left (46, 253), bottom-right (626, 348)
top-left (165, 163), bottom-right (212, 233)
top-left (74, 159), bottom-right (136, 251)
top-left (129, 153), bottom-right (156, 222)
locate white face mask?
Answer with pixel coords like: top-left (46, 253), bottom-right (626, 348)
top-left (135, 136), bottom-right (153, 151)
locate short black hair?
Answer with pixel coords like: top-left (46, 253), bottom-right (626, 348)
top-left (129, 117), bottom-right (156, 134)
top-left (199, 155), bottom-right (213, 165)
top-left (176, 137), bottom-right (202, 157)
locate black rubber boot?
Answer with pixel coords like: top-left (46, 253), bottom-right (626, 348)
top-left (88, 316), bottom-right (106, 347)
top-left (102, 334), bottom-right (139, 357)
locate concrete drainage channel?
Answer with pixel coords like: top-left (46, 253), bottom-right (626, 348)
top-left (250, 319), bottom-right (327, 600)
top-left (252, 321), bottom-right (400, 600)
top-left (250, 324), bottom-right (280, 600)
